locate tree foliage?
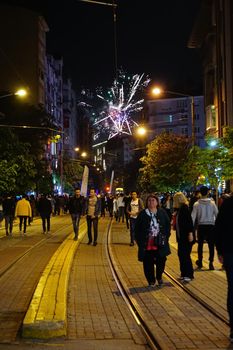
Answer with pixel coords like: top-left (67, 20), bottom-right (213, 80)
top-left (0, 101), bottom-right (60, 194)
top-left (139, 132), bottom-right (193, 192)
top-left (138, 128), bottom-right (233, 194)
top-left (63, 158), bottom-right (84, 194)
top-left (0, 129), bottom-right (36, 193)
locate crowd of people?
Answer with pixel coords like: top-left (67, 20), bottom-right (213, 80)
top-left (0, 186), bottom-right (232, 342)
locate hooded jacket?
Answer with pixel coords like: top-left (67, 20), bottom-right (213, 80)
top-left (191, 198), bottom-right (218, 226)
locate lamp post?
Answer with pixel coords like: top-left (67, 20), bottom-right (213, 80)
top-left (151, 87), bottom-right (195, 146)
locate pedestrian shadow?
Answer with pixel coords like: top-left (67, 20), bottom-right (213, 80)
top-left (128, 282), bottom-right (173, 294)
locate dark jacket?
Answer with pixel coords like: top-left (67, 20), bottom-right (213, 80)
top-left (37, 198), bottom-right (52, 217)
top-left (214, 195), bottom-right (233, 256)
top-left (2, 197), bottom-right (15, 216)
top-left (68, 195), bottom-right (85, 215)
top-left (175, 204), bottom-right (194, 242)
top-left (135, 208), bottom-right (171, 262)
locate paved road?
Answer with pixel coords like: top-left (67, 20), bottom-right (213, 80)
top-left (0, 215), bottom-right (232, 350)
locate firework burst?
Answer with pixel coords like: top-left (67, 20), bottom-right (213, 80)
top-left (93, 71), bottom-right (150, 140)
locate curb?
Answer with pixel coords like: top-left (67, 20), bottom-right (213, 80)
top-left (22, 222), bottom-right (86, 339)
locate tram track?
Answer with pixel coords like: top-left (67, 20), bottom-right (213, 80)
top-left (163, 270), bottom-right (229, 327)
top-left (107, 219), bottom-right (230, 350)
top-left (106, 219), bottom-right (160, 350)
top-left (0, 219), bottom-right (79, 281)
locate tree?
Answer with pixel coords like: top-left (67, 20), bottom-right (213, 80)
top-left (196, 133), bottom-right (233, 193)
top-left (1, 100), bottom-right (60, 194)
top-left (139, 132), bottom-right (193, 192)
top-left (63, 158), bottom-right (84, 194)
top-left (0, 160), bottom-right (18, 193)
top-left (0, 129), bottom-right (36, 193)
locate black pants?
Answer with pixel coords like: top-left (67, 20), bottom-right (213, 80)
top-left (125, 211), bottom-right (130, 229)
top-left (178, 240), bottom-right (194, 278)
top-left (5, 215), bottom-right (14, 234)
top-left (143, 250), bottom-right (167, 284)
top-left (117, 207), bottom-right (125, 223)
top-left (41, 215), bottom-right (50, 232)
top-left (19, 216), bottom-right (27, 233)
top-left (86, 216), bottom-right (98, 243)
top-left (197, 225), bottom-right (215, 263)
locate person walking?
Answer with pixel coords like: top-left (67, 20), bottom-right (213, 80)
top-left (123, 192), bottom-right (131, 229)
top-left (173, 192), bottom-right (194, 282)
top-left (191, 185), bottom-right (218, 270)
top-left (15, 194), bottom-right (32, 236)
top-left (189, 190), bottom-right (201, 212)
top-left (113, 195), bottom-right (118, 221)
top-left (161, 193), bottom-right (173, 222)
top-left (68, 188), bottom-right (85, 240)
top-left (135, 194), bottom-right (171, 287)
top-left (117, 193), bottom-right (125, 223)
top-left (37, 194), bottom-right (53, 234)
top-left (2, 193), bottom-right (15, 236)
top-left (214, 194), bottom-right (233, 343)
top-left (85, 188), bottom-right (101, 246)
top-left (127, 191), bottom-right (144, 246)
top-left (106, 194), bottom-right (114, 218)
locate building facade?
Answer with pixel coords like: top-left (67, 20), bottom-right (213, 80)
top-left (147, 96), bottom-right (206, 148)
top-left (188, 0), bottom-right (233, 137)
top-left (0, 4), bottom-right (48, 106)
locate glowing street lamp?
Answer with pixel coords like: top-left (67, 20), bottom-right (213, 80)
top-left (15, 89), bottom-right (27, 97)
top-left (81, 151), bottom-right (87, 158)
top-left (0, 88), bottom-right (28, 99)
top-left (136, 125), bottom-right (147, 136)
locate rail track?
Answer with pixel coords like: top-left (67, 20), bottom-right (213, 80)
top-left (107, 219), bottom-right (230, 350)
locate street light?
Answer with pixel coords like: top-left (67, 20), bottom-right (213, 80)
top-left (136, 125), bottom-right (147, 136)
top-left (0, 88), bottom-right (28, 99)
top-left (151, 86), bottom-right (195, 145)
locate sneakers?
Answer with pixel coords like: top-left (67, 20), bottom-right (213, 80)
top-left (74, 236), bottom-right (78, 241)
top-left (93, 241), bottom-right (97, 246)
top-left (158, 279), bottom-right (163, 286)
top-left (209, 263), bottom-right (215, 270)
top-left (183, 277), bottom-right (192, 282)
top-left (87, 241), bottom-right (92, 245)
top-left (148, 281), bottom-right (156, 287)
top-left (196, 260), bottom-right (203, 269)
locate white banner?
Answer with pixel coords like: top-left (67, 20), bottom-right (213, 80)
top-left (80, 165), bottom-right (89, 197)
top-left (109, 170), bottom-right (114, 194)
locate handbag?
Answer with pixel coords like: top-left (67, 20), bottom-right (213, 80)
top-left (154, 231), bottom-right (167, 247)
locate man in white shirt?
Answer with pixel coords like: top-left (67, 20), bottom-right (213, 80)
top-left (127, 191), bottom-right (144, 246)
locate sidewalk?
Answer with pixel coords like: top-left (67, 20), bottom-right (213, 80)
top-left (0, 216), bottom-right (231, 350)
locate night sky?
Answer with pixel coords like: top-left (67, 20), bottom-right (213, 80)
top-left (2, 0), bottom-right (203, 93)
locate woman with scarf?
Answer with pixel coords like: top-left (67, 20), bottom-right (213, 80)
top-left (135, 194), bottom-right (171, 287)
